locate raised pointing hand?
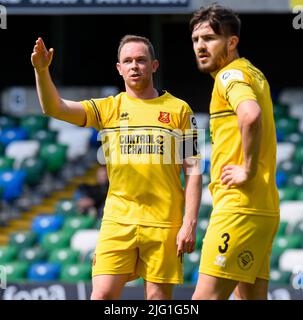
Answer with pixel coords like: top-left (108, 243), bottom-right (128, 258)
top-left (31, 37), bottom-right (54, 72)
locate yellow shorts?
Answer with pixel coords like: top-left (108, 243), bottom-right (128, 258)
top-left (92, 220), bottom-right (183, 284)
top-left (199, 212), bottom-right (279, 284)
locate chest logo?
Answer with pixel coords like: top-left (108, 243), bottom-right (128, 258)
top-left (158, 111), bottom-right (170, 124)
top-left (120, 112), bottom-right (129, 120)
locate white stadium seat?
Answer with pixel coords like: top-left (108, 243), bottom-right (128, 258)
top-left (276, 143), bottom-right (296, 165)
top-left (278, 87), bottom-right (303, 106)
top-left (5, 140), bottom-right (40, 168)
top-left (57, 128), bottom-right (92, 160)
top-left (280, 201), bottom-right (303, 229)
top-left (202, 186), bottom-right (213, 206)
top-left (49, 118), bottom-right (78, 132)
top-left (70, 229), bottom-right (99, 255)
top-left (289, 103), bottom-right (303, 119)
top-left (279, 249), bottom-right (303, 272)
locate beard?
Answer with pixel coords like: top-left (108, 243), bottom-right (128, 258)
top-left (197, 44), bottom-right (229, 74)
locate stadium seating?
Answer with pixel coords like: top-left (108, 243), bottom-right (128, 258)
top-left (0, 156), bottom-right (14, 170)
top-left (0, 245), bottom-right (18, 263)
top-left (184, 250), bottom-right (201, 283)
top-left (0, 128), bottom-right (28, 147)
top-left (30, 129), bottom-right (58, 145)
top-left (8, 231), bottom-right (37, 250)
top-left (18, 247), bottom-right (48, 264)
top-left (31, 215), bottom-right (65, 240)
top-left (270, 269), bottom-right (292, 285)
top-left (57, 128), bottom-right (92, 161)
top-left (280, 201), bottom-right (303, 228)
top-left (0, 115), bottom-right (19, 130)
top-left (20, 157), bottom-right (46, 187)
top-left (70, 230), bottom-right (99, 255)
top-left (27, 262), bottom-right (61, 281)
top-left (48, 248), bottom-right (80, 265)
top-left (5, 140), bottom-right (40, 168)
top-left (39, 143), bottom-right (68, 174)
top-left (62, 216), bottom-right (95, 234)
top-left (60, 262), bottom-right (91, 283)
top-left (0, 170), bottom-right (26, 202)
top-left (19, 115), bottom-right (49, 136)
top-left (40, 230), bottom-right (72, 252)
top-left (54, 199), bottom-right (80, 216)
top-left (4, 261), bottom-right (29, 282)
top-left (276, 143), bottom-right (295, 165)
top-left (279, 249), bottom-right (303, 273)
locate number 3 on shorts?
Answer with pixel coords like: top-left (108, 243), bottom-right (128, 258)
top-left (218, 233), bottom-right (230, 254)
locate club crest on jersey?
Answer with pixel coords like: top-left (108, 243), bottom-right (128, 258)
top-left (158, 112), bottom-right (170, 124)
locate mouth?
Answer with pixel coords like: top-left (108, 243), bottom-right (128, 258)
top-left (198, 53), bottom-right (210, 63)
top-left (130, 73), bottom-right (141, 79)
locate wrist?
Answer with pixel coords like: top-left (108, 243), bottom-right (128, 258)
top-left (244, 164), bottom-right (257, 180)
top-left (182, 216), bottom-right (198, 228)
top-left (34, 67), bottom-right (49, 75)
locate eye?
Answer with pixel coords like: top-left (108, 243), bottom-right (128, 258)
top-left (123, 58), bottom-right (131, 64)
top-left (137, 58), bottom-right (147, 63)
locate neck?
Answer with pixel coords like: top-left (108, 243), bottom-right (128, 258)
top-left (211, 51), bottom-right (240, 78)
top-left (125, 85), bottom-right (158, 100)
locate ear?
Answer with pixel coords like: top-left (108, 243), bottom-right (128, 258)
top-left (152, 59), bottom-right (159, 73)
top-left (228, 36), bottom-right (239, 51)
top-left (116, 62), bottom-right (122, 76)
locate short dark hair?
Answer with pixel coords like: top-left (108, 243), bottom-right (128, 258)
top-left (117, 35), bottom-right (156, 61)
top-left (189, 4), bottom-right (241, 38)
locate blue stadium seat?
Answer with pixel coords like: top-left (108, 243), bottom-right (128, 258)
top-left (276, 171), bottom-right (288, 188)
top-left (89, 128), bottom-right (99, 147)
top-left (0, 128), bottom-right (28, 147)
top-left (27, 262), bottom-right (61, 281)
top-left (0, 170), bottom-right (26, 202)
top-left (31, 215), bottom-right (65, 240)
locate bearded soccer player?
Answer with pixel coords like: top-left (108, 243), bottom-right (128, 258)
top-left (190, 5), bottom-right (279, 300)
top-left (31, 34), bottom-right (202, 300)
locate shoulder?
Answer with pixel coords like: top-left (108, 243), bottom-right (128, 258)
top-left (215, 58), bottom-right (252, 89)
top-left (164, 91), bottom-right (193, 114)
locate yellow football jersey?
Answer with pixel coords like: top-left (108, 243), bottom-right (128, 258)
top-left (80, 91), bottom-right (198, 227)
top-left (209, 58), bottom-right (279, 216)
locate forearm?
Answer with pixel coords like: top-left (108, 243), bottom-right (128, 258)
top-left (239, 103), bottom-right (262, 179)
top-left (35, 68), bottom-right (62, 117)
top-left (183, 169), bottom-right (202, 226)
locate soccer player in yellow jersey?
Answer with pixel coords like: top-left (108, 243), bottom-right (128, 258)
top-left (31, 34), bottom-right (202, 299)
top-left (189, 5), bottom-right (280, 299)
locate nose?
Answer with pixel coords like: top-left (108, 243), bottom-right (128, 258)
top-left (196, 38), bottom-right (206, 51)
top-left (130, 59), bottom-right (138, 69)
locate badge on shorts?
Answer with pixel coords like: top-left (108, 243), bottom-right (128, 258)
top-left (237, 250), bottom-right (254, 270)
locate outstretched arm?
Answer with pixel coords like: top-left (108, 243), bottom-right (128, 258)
top-left (31, 37), bottom-right (86, 126)
top-left (177, 158), bottom-right (202, 257)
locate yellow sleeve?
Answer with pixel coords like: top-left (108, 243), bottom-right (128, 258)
top-left (80, 98), bottom-right (111, 131)
top-left (225, 82), bottom-right (257, 112)
top-left (217, 69), bottom-right (257, 112)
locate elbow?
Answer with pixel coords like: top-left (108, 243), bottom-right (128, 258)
top-left (242, 108), bottom-right (262, 129)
